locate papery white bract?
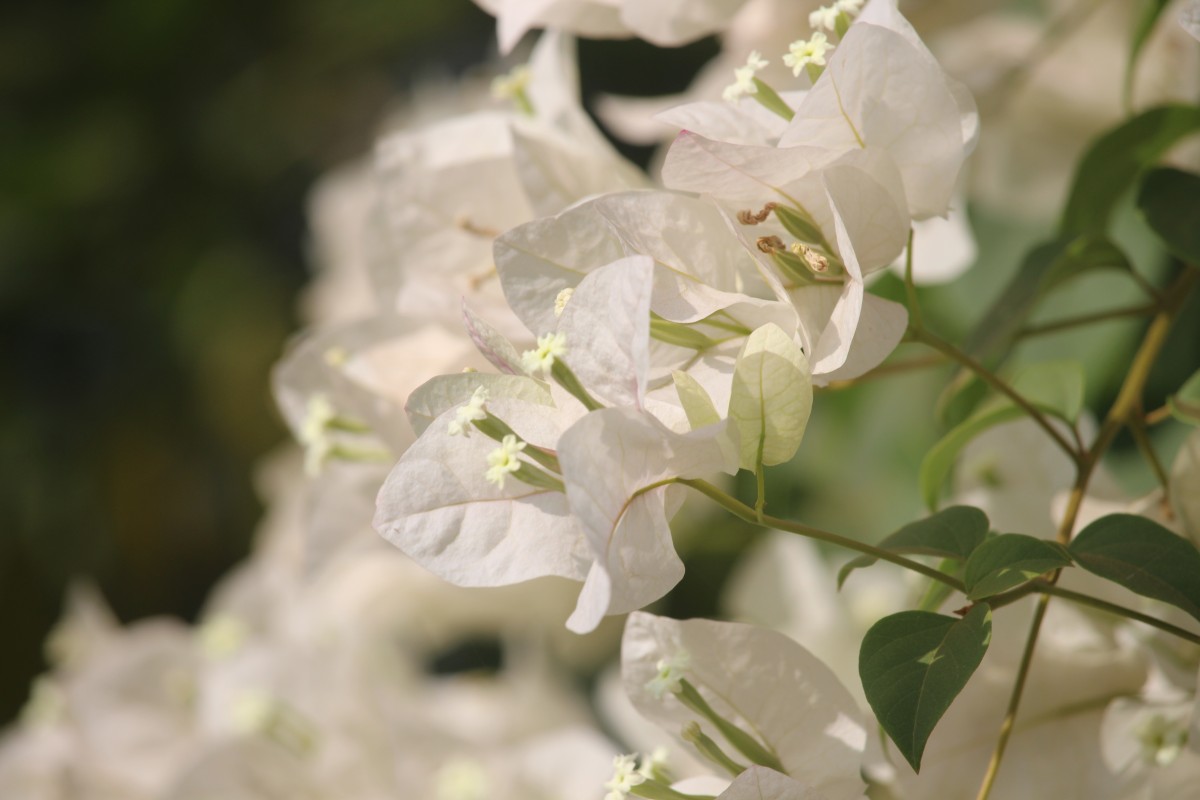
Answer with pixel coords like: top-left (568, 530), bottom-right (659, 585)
top-left (621, 612), bottom-right (868, 799)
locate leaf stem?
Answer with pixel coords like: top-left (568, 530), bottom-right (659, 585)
top-left (1127, 416), bottom-right (1173, 507)
top-left (904, 229), bottom-right (923, 331)
top-left (1036, 583), bottom-right (1200, 645)
top-left (1145, 404), bottom-right (1172, 425)
top-left (679, 479), bottom-right (965, 592)
top-left (973, 595), bottom-right (1051, 800)
top-left (1016, 302), bottom-right (1156, 338)
top-left (907, 326), bottom-right (1080, 462)
top-left (985, 581), bottom-right (1200, 645)
top-left (820, 354), bottom-right (947, 391)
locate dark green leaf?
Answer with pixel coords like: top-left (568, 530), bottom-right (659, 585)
top-left (1168, 369), bottom-right (1200, 426)
top-left (963, 534), bottom-right (1073, 600)
top-left (1137, 167), bottom-right (1200, 263)
top-left (1061, 105), bottom-right (1200, 236)
top-left (838, 506), bottom-right (989, 588)
top-left (1011, 360), bottom-right (1086, 423)
top-left (859, 604), bottom-right (993, 773)
top-left (1069, 514), bottom-right (1200, 623)
top-left (1124, 1), bottom-right (1171, 108)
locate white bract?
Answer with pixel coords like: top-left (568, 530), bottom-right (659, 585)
top-left (375, 257), bottom-right (742, 633)
top-left (621, 612), bottom-right (869, 799)
top-left (474, 0), bottom-right (751, 53)
top-left (1184, 2), bottom-right (1200, 42)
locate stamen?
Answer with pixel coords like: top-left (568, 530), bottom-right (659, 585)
top-left (756, 235), bottom-right (785, 253)
top-left (737, 202), bottom-right (778, 226)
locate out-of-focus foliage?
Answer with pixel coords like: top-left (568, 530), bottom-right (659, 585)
top-left (0, 0), bottom-right (502, 723)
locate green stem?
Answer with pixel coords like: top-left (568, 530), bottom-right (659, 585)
top-left (1016, 302), bottom-right (1156, 338)
top-left (908, 326), bottom-right (1080, 462)
top-left (904, 229), bottom-right (923, 331)
top-left (679, 479), bottom-right (966, 592)
top-left (985, 581), bottom-right (1200, 646)
top-left (1128, 416), bottom-right (1172, 506)
top-left (974, 595), bottom-right (1051, 800)
top-left (1038, 583), bottom-right (1200, 645)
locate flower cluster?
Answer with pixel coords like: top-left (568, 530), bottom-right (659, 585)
top-left (5, 1), bottom-right (1200, 799)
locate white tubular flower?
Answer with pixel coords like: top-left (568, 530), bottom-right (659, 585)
top-left (783, 33), bottom-right (834, 76)
top-left (604, 754), bottom-right (647, 799)
top-left (485, 434), bottom-right (526, 488)
top-left (722, 50), bottom-right (768, 103)
top-left (447, 386), bottom-right (490, 436)
top-left (521, 332), bottom-right (568, 376)
top-left (809, 5), bottom-right (840, 32)
top-left (645, 651), bottom-right (690, 698)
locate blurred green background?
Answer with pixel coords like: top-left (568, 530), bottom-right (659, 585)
top-left (0, 0), bottom-right (501, 723)
top-left (2, 0), bottom-right (1197, 728)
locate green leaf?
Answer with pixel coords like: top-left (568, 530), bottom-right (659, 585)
top-left (963, 534), bottom-right (1073, 600)
top-left (1011, 360), bottom-right (1086, 423)
top-left (919, 362), bottom-right (1083, 509)
top-left (1137, 167), bottom-right (1200, 263)
top-left (1124, 1), bottom-right (1171, 109)
top-left (1061, 105), bottom-right (1200, 236)
top-left (1069, 514), bottom-right (1200, 623)
top-left (859, 604), bottom-right (993, 773)
top-left (1168, 369), bottom-right (1200, 426)
top-left (838, 506), bottom-right (990, 589)
top-left (728, 323), bottom-right (813, 472)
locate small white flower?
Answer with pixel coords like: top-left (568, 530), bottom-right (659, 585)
top-left (645, 650), bottom-right (690, 698)
top-left (230, 690), bottom-right (276, 735)
top-left (809, 4), bottom-right (840, 32)
top-left (836, 0), bottom-right (864, 14)
top-left (447, 386), bottom-right (490, 436)
top-left (490, 64), bottom-right (531, 101)
top-left (300, 394), bottom-right (337, 475)
top-left (1135, 713), bottom-right (1188, 767)
top-left (521, 331), bottom-right (568, 376)
top-left (604, 754), bottom-right (647, 799)
top-left (199, 613), bottom-right (249, 659)
top-left (783, 33), bottom-right (835, 76)
top-left (485, 434), bottom-right (527, 488)
top-left (638, 746), bottom-right (669, 780)
top-left (300, 394), bottom-right (335, 446)
top-left (435, 758), bottom-right (489, 800)
top-left (553, 286), bottom-right (574, 318)
top-left (722, 50), bottom-right (768, 103)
